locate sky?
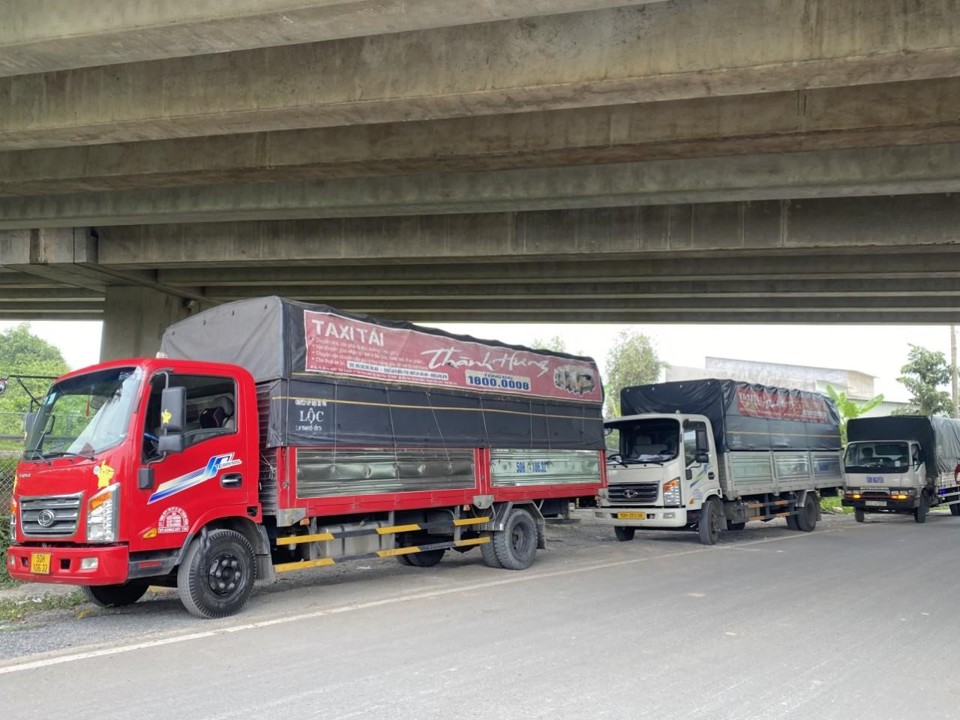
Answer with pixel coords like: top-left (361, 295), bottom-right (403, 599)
top-left (3, 319), bottom-right (956, 404)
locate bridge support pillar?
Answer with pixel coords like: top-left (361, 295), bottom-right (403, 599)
top-left (100, 287), bottom-right (190, 361)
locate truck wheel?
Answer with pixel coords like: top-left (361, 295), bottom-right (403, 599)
top-left (698, 498), bottom-right (721, 545)
top-left (493, 508), bottom-right (538, 570)
top-left (82, 582), bottom-right (149, 608)
top-left (950, 502), bottom-right (960, 517)
top-left (785, 514), bottom-right (800, 530)
top-left (795, 493), bottom-right (819, 532)
top-left (401, 548), bottom-right (446, 567)
top-left (914, 492), bottom-right (929, 524)
top-left (480, 534), bottom-right (503, 568)
top-left (177, 529), bottom-right (256, 619)
top-left (854, 508), bottom-right (865, 523)
top-left (614, 526), bottom-right (636, 542)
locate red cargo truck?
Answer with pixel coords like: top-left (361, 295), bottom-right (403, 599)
top-left (7, 298), bottom-right (605, 618)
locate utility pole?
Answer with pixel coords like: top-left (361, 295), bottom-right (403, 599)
top-left (952, 325), bottom-right (959, 418)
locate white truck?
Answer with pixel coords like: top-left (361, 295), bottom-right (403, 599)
top-left (841, 416), bottom-right (960, 523)
top-left (595, 379), bottom-right (844, 544)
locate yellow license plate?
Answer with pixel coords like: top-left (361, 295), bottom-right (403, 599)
top-left (618, 512), bottom-right (648, 520)
top-left (30, 552), bottom-right (52, 575)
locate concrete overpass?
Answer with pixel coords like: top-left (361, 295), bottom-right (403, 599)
top-left (2, 0), bottom-right (960, 358)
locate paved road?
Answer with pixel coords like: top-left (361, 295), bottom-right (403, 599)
top-left (2, 511), bottom-right (960, 720)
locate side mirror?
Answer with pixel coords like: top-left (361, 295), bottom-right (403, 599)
top-left (160, 386), bottom-right (186, 433)
top-left (159, 386), bottom-right (187, 454)
top-left (158, 433), bottom-right (185, 454)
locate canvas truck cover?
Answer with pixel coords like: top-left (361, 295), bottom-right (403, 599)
top-left (160, 297), bottom-right (604, 450)
top-left (619, 379), bottom-right (840, 452)
top-left (846, 416), bottom-right (960, 478)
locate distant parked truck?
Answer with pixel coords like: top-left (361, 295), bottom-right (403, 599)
top-left (841, 416), bottom-right (960, 523)
top-left (594, 379), bottom-right (844, 544)
top-left (7, 297), bottom-right (606, 618)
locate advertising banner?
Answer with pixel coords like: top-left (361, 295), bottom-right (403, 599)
top-left (303, 310), bottom-right (602, 404)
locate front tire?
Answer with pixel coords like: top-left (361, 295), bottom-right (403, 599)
top-left (795, 493), bottom-right (819, 532)
top-left (614, 526), bottom-right (636, 542)
top-left (698, 498), bottom-right (721, 545)
top-left (82, 582), bottom-right (148, 608)
top-left (854, 508), bottom-right (865, 523)
top-left (493, 508), bottom-right (538, 570)
top-left (914, 492), bottom-right (929, 524)
top-left (177, 529), bottom-right (256, 619)
top-left (951, 502), bottom-right (960, 517)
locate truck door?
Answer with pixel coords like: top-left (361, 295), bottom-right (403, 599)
top-left (132, 371), bottom-right (249, 549)
top-left (682, 419), bottom-right (716, 503)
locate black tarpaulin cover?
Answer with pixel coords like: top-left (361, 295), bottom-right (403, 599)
top-left (161, 297), bottom-right (604, 450)
top-left (846, 416), bottom-right (960, 477)
top-left (619, 379), bottom-right (841, 452)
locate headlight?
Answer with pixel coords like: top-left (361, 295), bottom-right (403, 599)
top-left (86, 483), bottom-right (119, 543)
top-left (662, 478), bottom-right (681, 507)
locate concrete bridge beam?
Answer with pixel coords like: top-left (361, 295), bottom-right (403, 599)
top-left (2, 0), bottom-right (958, 150)
top-left (0, 0), bottom-right (666, 77)
top-left (3, 77), bottom-right (960, 197)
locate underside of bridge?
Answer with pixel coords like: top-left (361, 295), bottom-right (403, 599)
top-left (2, 0), bottom-right (960, 357)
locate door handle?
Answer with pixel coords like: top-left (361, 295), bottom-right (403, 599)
top-left (707, 472), bottom-right (715, 480)
top-left (221, 473), bottom-right (242, 488)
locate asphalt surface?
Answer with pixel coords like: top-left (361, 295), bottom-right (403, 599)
top-left (2, 510), bottom-right (960, 720)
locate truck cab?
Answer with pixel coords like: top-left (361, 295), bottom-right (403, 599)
top-left (597, 413), bottom-right (719, 538)
top-left (842, 439), bottom-right (927, 522)
top-left (7, 358), bottom-right (262, 607)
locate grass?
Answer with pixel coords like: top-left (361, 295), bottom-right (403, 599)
top-left (820, 495), bottom-right (852, 514)
top-left (0, 590), bottom-right (87, 624)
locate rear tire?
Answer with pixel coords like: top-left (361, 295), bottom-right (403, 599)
top-left (177, 529), bottom-right (256, 619)
top-left (795, 493), bottom-right (819, 532)
top-left (82, 582), bottom-right (148, 608)
top-left (950, 502), bottom-right (960, 517)
top-left (614, 526), bottom-right (636, 542)
top-left (854, 508), bottom-right (865, 523)
top-left (480, 534), bottom-right (502, 568)
top-left (698, 498), bottom-right (721, 546)
top-left (493, 508), bottom-right (538, 570)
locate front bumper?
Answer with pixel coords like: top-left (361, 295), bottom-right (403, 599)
top-left (7, 544), bottom-right (130, 586)
top-left (841, 496), bottom-right (917, 513)
top-left (594, 506), bottom-right (690, 529)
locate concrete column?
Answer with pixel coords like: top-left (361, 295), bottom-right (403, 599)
top-left (100, 286), bottom-right (190, 361)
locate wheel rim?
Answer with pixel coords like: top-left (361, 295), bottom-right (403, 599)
top-left (206, 553), bottom-right (243, 597)
top-left (511, 523), bottom-right (532, 555)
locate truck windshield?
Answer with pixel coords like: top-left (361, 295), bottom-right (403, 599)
top-left (844, 441), bottom-right (911, 474)
top-left (605, 418), bottom-right (680, 465)
top-left (23, 366), bottom-right (143, 460)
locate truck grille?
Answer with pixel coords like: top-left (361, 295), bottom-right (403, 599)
top-left (19, 493), bottom-right (83, 537)
top-left (607, 483), bottom-right (659, 504)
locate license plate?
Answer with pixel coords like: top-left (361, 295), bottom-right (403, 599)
top-left (30, 552), bottom-right (51, 575)
top-left (618, 512), bottom-right (648, 520)
top-left (865, 500), bottom-right (887, 507)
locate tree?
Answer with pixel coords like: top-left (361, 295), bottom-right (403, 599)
top-left (895, 344), bottom-right (951, 416)
top-left (603, 330), bottom-right (665, 417)
top-left (825, 385), bottom-right (884, 445)
top-left (530, 335), bottom-right (568, 354)
top-left (0, 324), bottom-right (69, 441)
